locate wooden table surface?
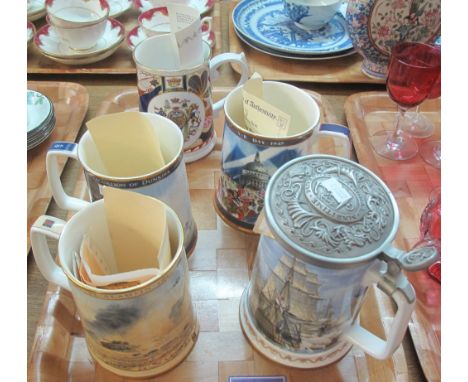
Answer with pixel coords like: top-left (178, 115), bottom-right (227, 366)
top-left (27, 1), bottom-right (427, 381)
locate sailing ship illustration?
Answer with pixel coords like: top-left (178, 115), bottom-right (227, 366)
top-left (252, 255), bottom-right (346, 351)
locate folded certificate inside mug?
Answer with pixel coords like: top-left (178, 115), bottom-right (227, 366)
top-left (242, 73), bottom-right (291, 137)
top-left (86, 112), bottom-right (166, 178)
top-left (73, 187), bottom-right (172, 289)
top-left (169, 3), bottom-right (204, 68)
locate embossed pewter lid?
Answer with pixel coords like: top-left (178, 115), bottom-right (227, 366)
top-left (264, 155), bottom-right (399, 266)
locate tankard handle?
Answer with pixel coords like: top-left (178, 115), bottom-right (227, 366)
top-left (30, 215), bottom-right (70, 291)
top-left (210, 52), bottom-right (249, 113)
top-left (343, 244), bottom-right (438, 359)
top-left (46, 141), bottom-right (91, 212)
top-left (310, 123), bottom-right (352, 159)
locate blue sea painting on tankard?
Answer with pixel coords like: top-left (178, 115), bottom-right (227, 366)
top-left (217, 125), bottom-right (302, 226)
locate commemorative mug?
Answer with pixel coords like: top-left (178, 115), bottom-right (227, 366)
top-left (240, 155), bottom-right (438, 368)
top-left (46, 112), bottom-right (198, 256)
top-left (214, 81), bottom-right (352, 232)
top-left (133, 36), bottom-right (250, 163)
top-left (30, 198), bottom-right (199, 378)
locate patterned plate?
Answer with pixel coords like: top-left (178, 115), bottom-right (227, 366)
top-left (232, 0), bottom-right (352, 55)
top-left (235, 26), bottom-right (356, 61)
top-left (135, 0), bottom-right (215, 16)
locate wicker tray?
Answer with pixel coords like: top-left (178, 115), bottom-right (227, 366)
top-left (344, 91), bottom-right (441, 382)
top-left (27, 81), bottom-right (89, 253)
top-left (27, 3), bottom-right (219, 74)
top-left (28, 88), bottom-right (410, 382)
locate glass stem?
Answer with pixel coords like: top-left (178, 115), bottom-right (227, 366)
top-left (387, 105), bottom-right (408, 147)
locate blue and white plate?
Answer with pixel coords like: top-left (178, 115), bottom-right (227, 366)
top-left (232, 0), bottom-right (352, 56)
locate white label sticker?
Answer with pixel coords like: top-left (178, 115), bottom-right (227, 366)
top-left (321, 178), bottom-right (352, 205)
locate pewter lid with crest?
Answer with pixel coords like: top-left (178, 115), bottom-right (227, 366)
top-left (264, 155), bottom-right (400, 267)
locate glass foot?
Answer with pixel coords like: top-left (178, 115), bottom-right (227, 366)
top-left (369, 130), bottom-right (418, 160)
top-left (420, 140), bottom-right (441, 168)
top-left (401, 111), bottom-right (435, 138)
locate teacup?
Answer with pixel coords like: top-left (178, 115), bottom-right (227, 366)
top-left (30, 198), bottom-right (199, 378)
top-left (46, 112), bottom-right (198, 256)
top-left (214, 81), bottom-right (352, 232)
top-left (46, 0), bottom-right (109, 27)
top-left (283, 0), bottom-right (342, 30)
top-left (138, 6), bottom-right (213, 40)
top-left (46, 0), bottom-right (109, 49)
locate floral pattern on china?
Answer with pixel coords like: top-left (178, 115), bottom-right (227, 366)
top-left (232, 0), bottom-right (352, 55)
top-left (346, 0), bottom-right (441, 79)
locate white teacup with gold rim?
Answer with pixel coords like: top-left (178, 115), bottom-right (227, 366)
top-left (30, 198), bottom-right (199, 378)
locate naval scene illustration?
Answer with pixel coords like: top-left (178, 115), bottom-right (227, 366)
top-left (249, 239), bottom-right (368, 352)
top-left (75, 262), bottom-right (198, 372)
top-left (217, 125), bottom-right (303, 226)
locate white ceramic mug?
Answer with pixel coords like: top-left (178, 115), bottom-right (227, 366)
top-left (30, 199), bottom-right (199, 378)
top-left (133, 37), bottom-right (250, 162)
top-left (214, 81), bottom-right (352, 232)
top-left (46, 112), bottom-right (198, 256)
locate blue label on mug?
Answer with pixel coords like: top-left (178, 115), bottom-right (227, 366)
top-left (49, 142), bottom-right (76, 152)
top-left (320, 123), bottom-right (350, 136)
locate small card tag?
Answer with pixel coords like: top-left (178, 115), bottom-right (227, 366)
top-left (229, 377), bottom-right (287, 382)
top-left (169, 4), bottom-right (203, 68)
top-left (321, 177), bottom-right (352, 205)
top-left (242, 90), bottom-right (291, 137)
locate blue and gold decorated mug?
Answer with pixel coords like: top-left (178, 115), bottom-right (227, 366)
top-left (46, 112), bottom-right (198, 256)
top-left (214, 81), bottom-right (352, 233)
top-left (133, 37), bottom-right (249, 163)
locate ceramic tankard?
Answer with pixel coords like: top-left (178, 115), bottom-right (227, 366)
top-left (133, 37), bottom-right (249, 162)
top-left (240, 155), bottom-right (437, 368)
top-left (30, 199), bottom-right (199, 378)
top-left (46, 112), bottom-right (198, 256)
top-left (214, 81), bottom-right (352, 233)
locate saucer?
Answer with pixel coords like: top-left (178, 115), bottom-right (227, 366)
top-left (27, 90), bottom-right (56, 150)
top-left (232, 0), bottom-right (352, 55)
top-left (135, 0), bottom-right (214, 16)
top-left (108, 0), bottom-right (133, 18)
top-left (27, 0), bottom-right (46, 22)
top-left (27, 22), bottom-right (36, 47)
top-left (35, 18), bottom-right (125, 59)
top-left (127, 24), bottom-right (215, 50)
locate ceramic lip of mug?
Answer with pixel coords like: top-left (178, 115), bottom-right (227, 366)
top-left (133, 36), bottom-right (249, 163)
top-left (214, 81), bottom-right (352, 233)
top-left (138, 6), bottom-right (213, 39)
top-left (239, 154), bottom-right (438, 368)
top-left (30, 199), bottom-right (199, 378)
top-left (46, 112), bottom-right (198, 256)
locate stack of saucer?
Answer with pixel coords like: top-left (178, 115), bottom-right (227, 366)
top-left (27, 90), bottom-right (56, 151)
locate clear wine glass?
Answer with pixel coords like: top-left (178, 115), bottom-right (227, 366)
top-left (370, 42), bottom-right (441, 160)
top-left (419, 72), bottom-right (442, 168)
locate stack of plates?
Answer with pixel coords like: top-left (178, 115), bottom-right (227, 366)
top-left (232, 0), bottom-right (355, 61)
top-left (27, 90), bottom-right (56, 151)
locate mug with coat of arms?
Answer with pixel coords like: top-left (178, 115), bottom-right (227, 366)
top-left (133, 37), bottom-right (249, 163)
